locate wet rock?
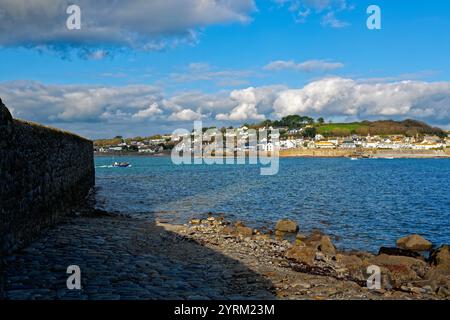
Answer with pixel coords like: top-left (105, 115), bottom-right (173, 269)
top-left (378, 247), bottom-right (422, 259)
top-left (285, 244), bottom-right (316, 266)
top-left (396, 234), bottom-right (432, 251)
top-left (275, 219), bottom-right (298, 233)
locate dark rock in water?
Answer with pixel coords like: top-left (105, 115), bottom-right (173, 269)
top-left (378, 247), bottom-right (422, 259)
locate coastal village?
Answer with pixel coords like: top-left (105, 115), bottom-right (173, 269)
top-left (94, 117), bottom-right (450, 155)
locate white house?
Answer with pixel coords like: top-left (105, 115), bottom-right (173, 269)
top-left (363, 142), bottom-right (379, 149)
top-left (340, 140), bottom-right (356, 149)
top-left (138, 147), bottom-right (155, 153)
top-left (280, 140), bottom-right (296, 149)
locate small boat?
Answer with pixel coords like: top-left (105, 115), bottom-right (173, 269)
top-left (350, 157), bottom-right (359, 161)
top-left (112, 161), bottom-right (131, 168)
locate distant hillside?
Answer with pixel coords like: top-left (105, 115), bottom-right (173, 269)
top-left (316, 119), bottom-right (447, 137)
top-left (94, 135), bottom-right (165, 147)
top-left (94, 117), bottom-right (447, 144)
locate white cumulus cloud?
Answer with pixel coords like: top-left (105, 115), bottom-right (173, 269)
top-left (273, 77), bottom-right (450, 125)
top-left (168, 109), bottom-right (204, 121)
top-left (1, 77), bottom-right (449, 138)
top-left (132, 103), bottom-right (163, 119)
top-left (216, 86), bottom-right (286, 121)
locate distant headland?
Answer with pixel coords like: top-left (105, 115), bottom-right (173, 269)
top-left (93, 115), bottom-right (450, 158)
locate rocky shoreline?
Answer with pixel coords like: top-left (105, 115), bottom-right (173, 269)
top-left (166, 215), bottom-right (450, 299)
top-left (2, 209), bottom-right (449, 300)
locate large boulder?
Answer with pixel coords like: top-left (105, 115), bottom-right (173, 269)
top-left (285, 244), bottom-right (316, 266)
top-left (275, 219), bottom-right (298, 233)
top-left (335, 254), bottom-right (367, 280)
top-left (301, 231), bottom-right (336, 256)
top-left (396, 234), bottom-right (432, 251)
top-left (369, 254), bottom-right (428, 287)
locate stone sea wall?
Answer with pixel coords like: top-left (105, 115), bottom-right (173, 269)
top-left (0, 98), bottom-right (95, 255)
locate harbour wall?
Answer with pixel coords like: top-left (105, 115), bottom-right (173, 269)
top-left (0, 98), bottom-right (95, 256)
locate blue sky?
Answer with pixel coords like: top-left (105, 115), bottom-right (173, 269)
top-left (0, 0), bottom-right (449, 138)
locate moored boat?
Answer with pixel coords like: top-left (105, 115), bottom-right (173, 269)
top-left (112, 161), bottom-right (131, 167)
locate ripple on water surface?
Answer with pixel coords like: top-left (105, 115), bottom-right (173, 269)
top-left (95, 156), bottom-right (450, 252)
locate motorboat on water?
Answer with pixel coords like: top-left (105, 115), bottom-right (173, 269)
top-left (112, 161), bottom-right (131, 167)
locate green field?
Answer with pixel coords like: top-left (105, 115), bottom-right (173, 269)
top-left (316, 123), bottom-right (367, 135)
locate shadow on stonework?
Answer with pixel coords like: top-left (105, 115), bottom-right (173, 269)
top-left (2, 207), bottom-right (275, 300)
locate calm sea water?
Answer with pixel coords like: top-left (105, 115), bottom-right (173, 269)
top-left (95, 156), bottom-right (450, 252)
